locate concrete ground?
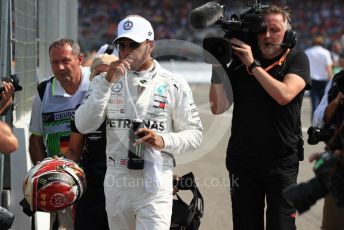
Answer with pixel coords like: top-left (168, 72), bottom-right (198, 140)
top-left (173, 83), bottom-right (325, 230)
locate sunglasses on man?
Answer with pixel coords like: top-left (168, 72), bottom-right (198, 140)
top-left (114, 40), bottom-right (142, 51)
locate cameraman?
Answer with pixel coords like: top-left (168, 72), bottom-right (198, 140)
top-left (312, 70), bottom-right (344, 230)
top-left (209, 5), bottom-right (311, 230)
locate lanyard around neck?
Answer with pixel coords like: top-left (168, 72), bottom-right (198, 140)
top-left (264, 48), bottom-right (290, 72)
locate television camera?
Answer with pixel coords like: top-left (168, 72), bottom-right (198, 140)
top-left (189, 1), bottom-right (297, 65)
top-left (0, 74), bottom-right (22, 95)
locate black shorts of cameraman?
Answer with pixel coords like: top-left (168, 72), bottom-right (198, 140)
top-left (227, 153), bottom-right (299, 230)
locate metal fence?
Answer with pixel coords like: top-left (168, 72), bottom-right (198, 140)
top-left (0, 0), bottom-right (77, 228)
top-left (14, 0), bottom-right (78, 121)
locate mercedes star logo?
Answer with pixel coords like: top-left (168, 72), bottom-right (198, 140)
top-left (123, 20), bottom-right (133, 30)
top-left (112, 81), bottom-right (123, 93)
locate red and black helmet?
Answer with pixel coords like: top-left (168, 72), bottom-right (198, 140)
top-left (23, 157), bottom-right (86, 212)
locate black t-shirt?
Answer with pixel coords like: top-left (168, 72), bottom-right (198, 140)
top-left (226, 49), bottom-right (311, 162)
top-left (71, 118), bottom-right (107, 190)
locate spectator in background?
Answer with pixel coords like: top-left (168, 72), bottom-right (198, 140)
top-left (78, 0), bottom-right (199, 51)
top-left (78, 0), bottom-right (344, 55)
top-left (68, 53), bottom-right (118, 230)
top-left (29, 38), bottom-right (90, 230)
top-left (305, 35), bottom-right (333, 118)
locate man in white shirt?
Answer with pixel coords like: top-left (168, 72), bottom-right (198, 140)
top-left (29, 38), bottom-right (90, 230)
top-left (305, 35), bottom-right (333, 117)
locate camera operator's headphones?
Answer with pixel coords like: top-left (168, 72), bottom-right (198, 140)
top-left (281, 18), bottom-right (297, 49)
top-left (281, 29), bottom-right (297, 49)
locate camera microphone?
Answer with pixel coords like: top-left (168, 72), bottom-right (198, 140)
top-left (189, 2), bottom-right (224, 29)
top-left (266, 31), bottom-right (297, 49)
top-left (267, 42), bottom-right (284, 46)
top-left (266, 42), bottom-right (291, 49)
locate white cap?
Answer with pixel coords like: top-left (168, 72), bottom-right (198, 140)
top-left (114, 16), bottom-right (154, 43)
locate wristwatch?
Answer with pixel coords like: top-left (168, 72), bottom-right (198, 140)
top-left (247, 60), bottom-right (261, 73)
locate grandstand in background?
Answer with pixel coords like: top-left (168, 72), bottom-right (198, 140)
top-left (78, 0), bottom-right (344, 55)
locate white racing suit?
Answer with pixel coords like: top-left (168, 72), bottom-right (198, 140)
top-left (75, 60), bottom-right (203, 230)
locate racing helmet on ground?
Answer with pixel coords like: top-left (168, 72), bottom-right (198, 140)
top-left (22, 157), bottom-right (86, 212)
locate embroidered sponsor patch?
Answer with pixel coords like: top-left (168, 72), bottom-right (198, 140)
top-left (153, 100), bottom-right (166, 109)
top-left (155, 84), bottom-right (166, 96)
top-left (107, 118), bottom-right (166, 131)
top-left (109, 97), bottom-right (125, 105)
top-left (120, 158), bottom-right (127, 165)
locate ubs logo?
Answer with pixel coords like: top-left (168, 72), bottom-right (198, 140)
top-left (109, 98), bottom-right (124, 105)
top-left (111, 81), bottom-right (123, 93)
top-left (123, 20), bottom-right (133, 30)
